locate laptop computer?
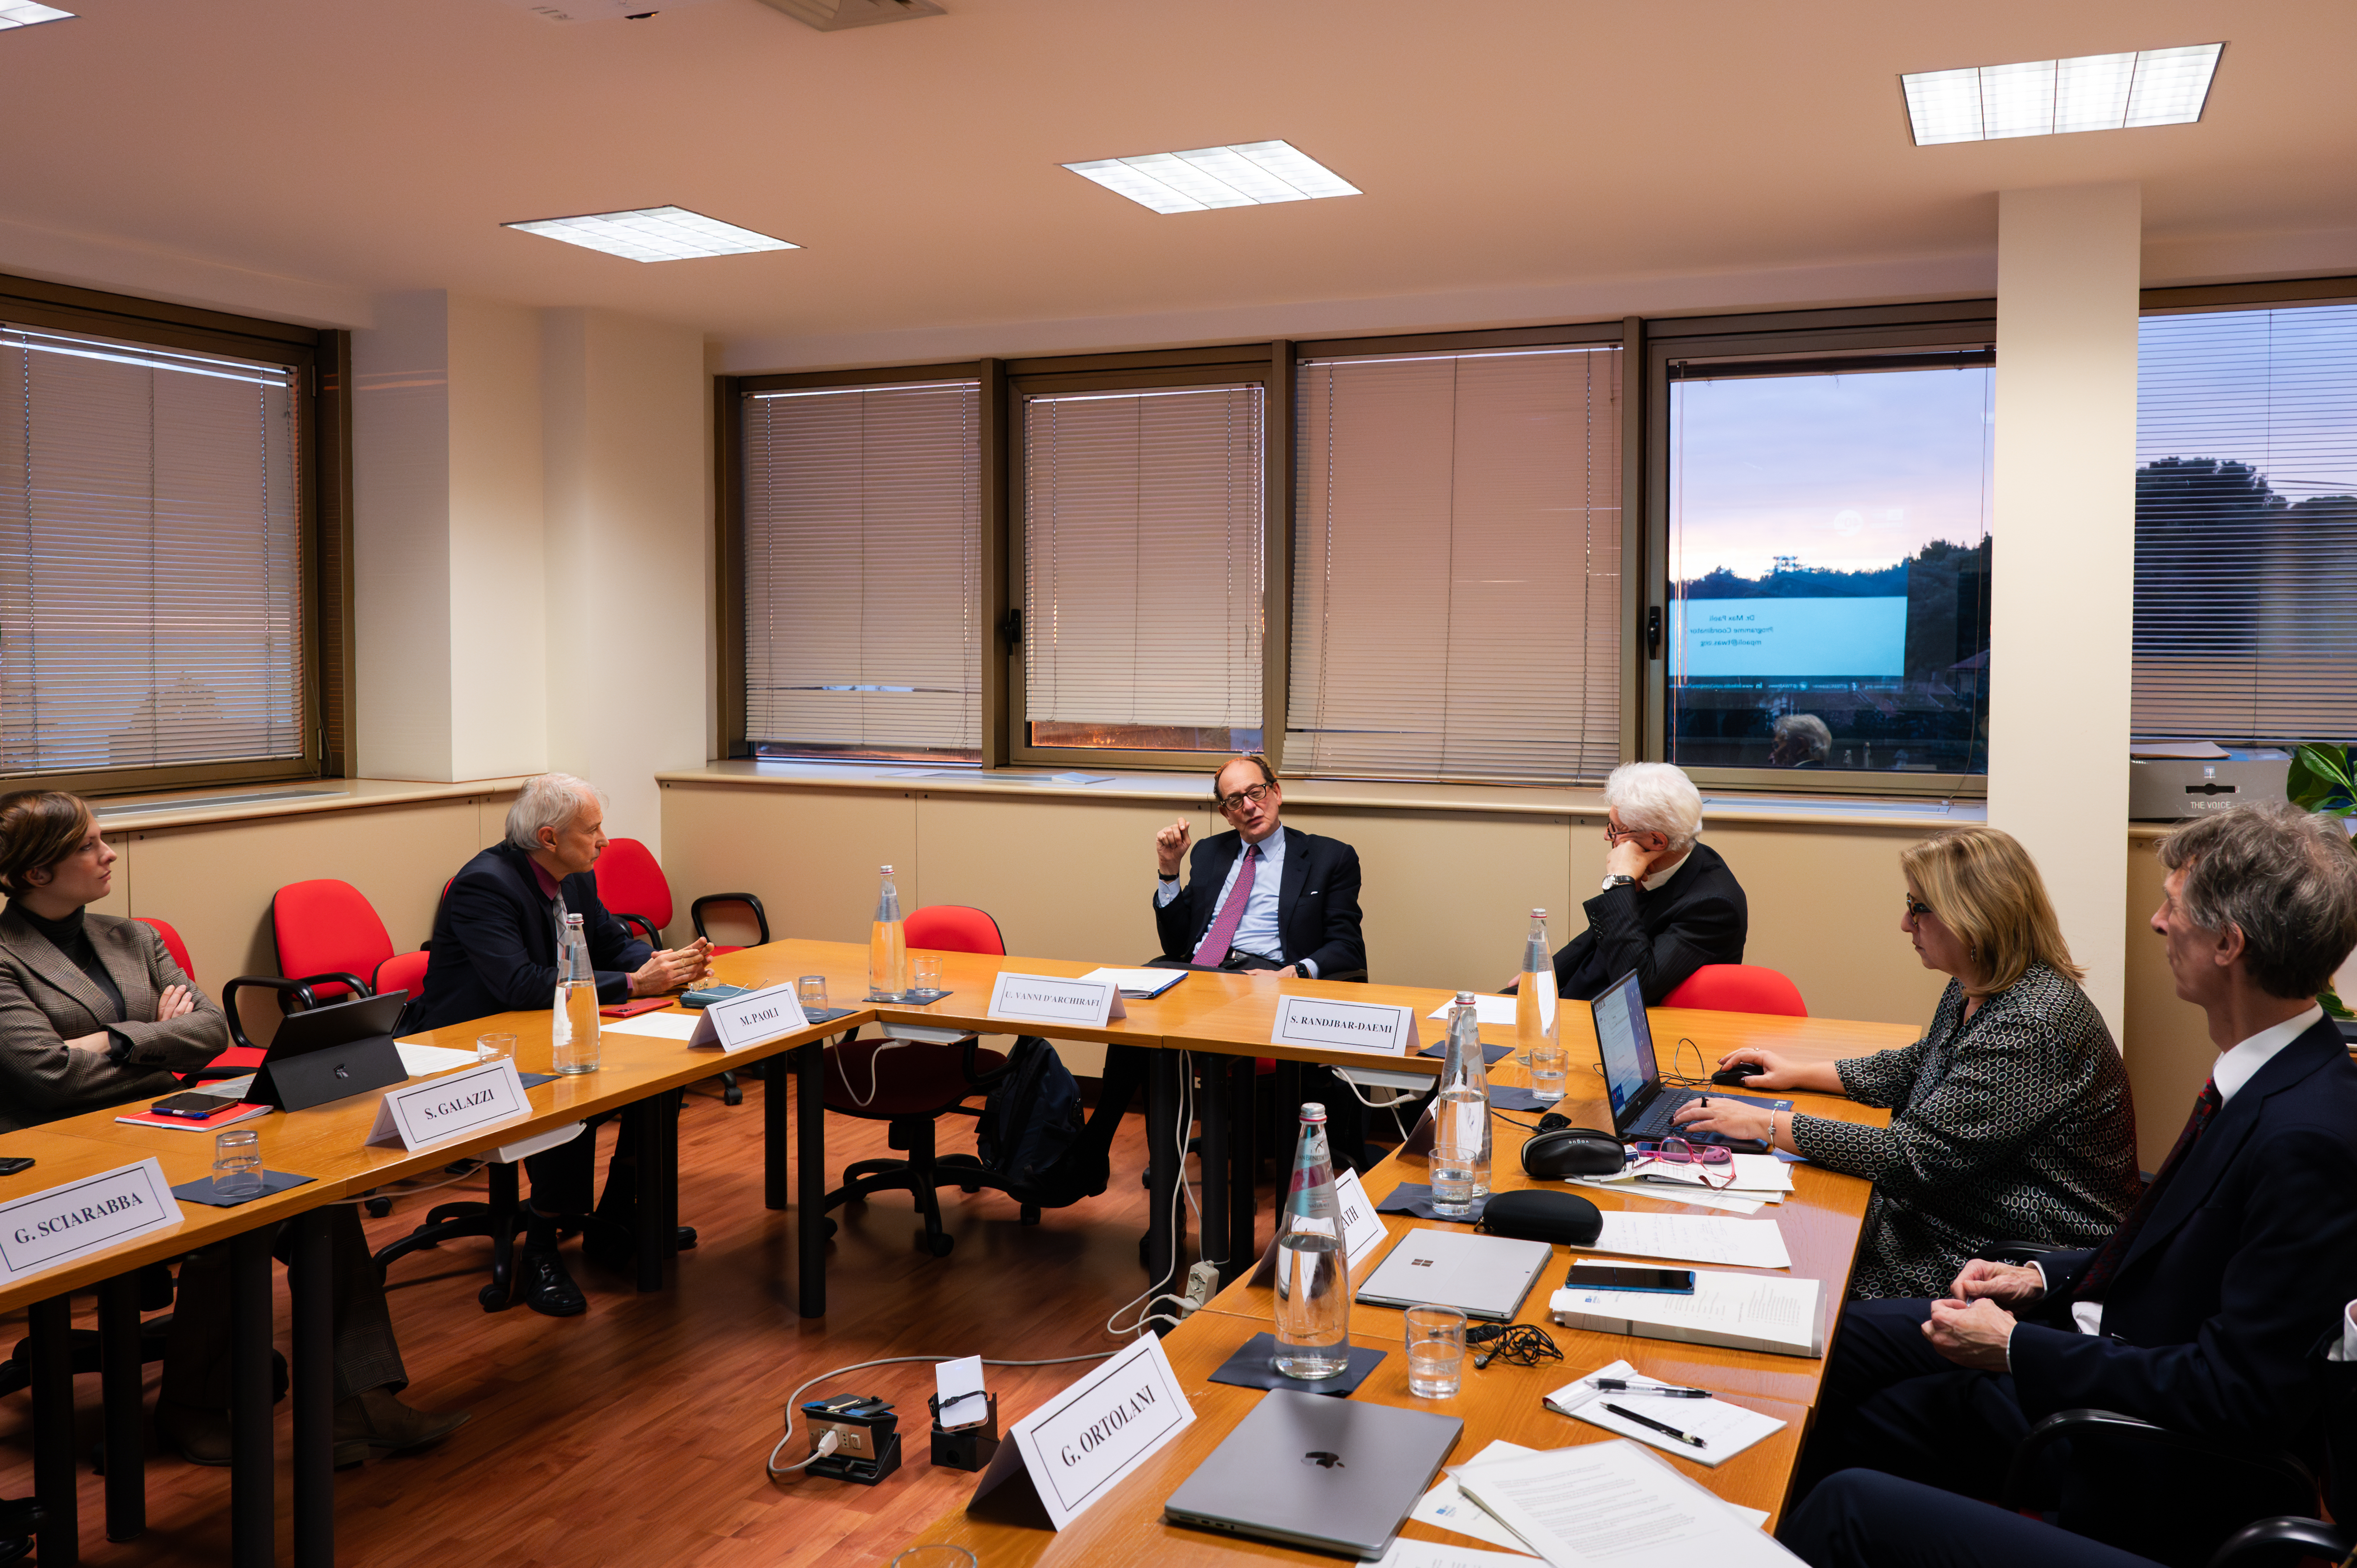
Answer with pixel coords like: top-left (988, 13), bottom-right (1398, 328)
top-left (1590, 968), bottom-right (1789, 1151)
top-left (1164, 1390), bottom-right (1463, 1560)
top-left (249, 991), bottom-right (410, 1112)
top-left (1353, 1226), bottom-right (1552, 1322)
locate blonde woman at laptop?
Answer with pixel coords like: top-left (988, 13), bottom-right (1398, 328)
top-left (1671, 829), bottom-right (2139, 1300)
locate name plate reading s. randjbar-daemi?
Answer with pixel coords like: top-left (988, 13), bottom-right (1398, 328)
top-left (1269, 994), bottom-right (1421, 1057)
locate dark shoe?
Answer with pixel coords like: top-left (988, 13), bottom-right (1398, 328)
top-left (157, 1401), bottom-right (232, 1467)
top-left (0, 1496), bottom-right (41, 1562)
top-left (331, 1387), bottom-right (470, 1467)
top-left (517, 1247), bottom-right (586, 1317)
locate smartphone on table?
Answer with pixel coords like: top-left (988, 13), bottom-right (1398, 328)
top-left (149, 1092), bottom-right (234, 1120)
top-left (1564, 1262), bottom-right (1696, 1294)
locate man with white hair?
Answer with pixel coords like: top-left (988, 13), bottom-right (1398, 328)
top-left (412, 773), bottom-right (710, 1315)
top-left (1549, 761), bottom-right (1748, 1003)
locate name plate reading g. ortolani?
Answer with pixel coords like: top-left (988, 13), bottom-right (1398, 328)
top-left (366, 1059), bottom-right (531, 1153)
top-left (968, 1331), bottom-right (1191, 1530)
top-left (0, 1158), bottom-right (184, 1284)
top-left (690, 982), bottom-right (810, 1052)
top-left (1269, 994), bottom-right (1421, 1057)
top-left (985, 972), bottom-right (1127, 1029)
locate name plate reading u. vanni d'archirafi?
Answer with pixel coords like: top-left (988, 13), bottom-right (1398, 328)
top-left (985, 972), bottom-right (1128, 1029)
top-left (0, 1158), bottom-right (184, 1285)
top-left (968, 1331), bottom-right (1191, 1530)
top-left (690, 982), bottom-right (810, 1052)
top-left (1269, 993), bottom-right (1421, 1057)
top-left (365, 1059), bottom-right (531, 1153)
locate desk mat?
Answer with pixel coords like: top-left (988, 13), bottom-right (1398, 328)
top-left (517, 1072), bottom-right (556, 1089)
top-left (172, 1170), bottom-right (315, 1208)
top-left (1418, 1042), bottom-right (1512, 1065)
top-left (1207, 1332), bottom-right (1387, 1397)
top-left (1488, 1086), bottom-right (1551, 1112)
top-left (1376, 1182), bottom-right (1487, 1224)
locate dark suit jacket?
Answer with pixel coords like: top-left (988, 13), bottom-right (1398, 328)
top-left (0, 907), bottom-right (228, 1131)
top-left (1152, 825), bottom-right (1365, 979)
top-left (2009, 1017), bottom-right (2357, 1447)
top-left (1551, 840), bottom-right (1747, 1002)
top-left (410, 842), bottom-right (652, 1033)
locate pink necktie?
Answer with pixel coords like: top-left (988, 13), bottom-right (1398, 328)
top-left (1191, 844), bottom-right (1260, 967)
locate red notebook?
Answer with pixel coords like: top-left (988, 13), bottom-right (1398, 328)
top-left (600, 997), bottom-right (672, 1020)
top-left (115, 1100), bottom-right (272, 1132)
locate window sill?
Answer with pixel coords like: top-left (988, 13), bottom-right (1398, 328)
top-left (86, 776), bottom-right (532, 832)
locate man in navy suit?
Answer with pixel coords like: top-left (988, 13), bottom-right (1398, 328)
top-left (1794, 802), bottom-right (2357, 1568)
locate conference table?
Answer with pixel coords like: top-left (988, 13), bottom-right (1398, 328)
top-left (0, 939), bottom-right (1910, 1567)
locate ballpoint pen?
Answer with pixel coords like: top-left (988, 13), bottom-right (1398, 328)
top-left (1591, 1378), bottom-right (1711, 1398)
top-left (1603, 1402), bottom-right (1708, 1449)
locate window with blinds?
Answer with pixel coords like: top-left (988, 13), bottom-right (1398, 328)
top-left (0, 322), bottom-right (305, 778)
top-left (741, 380), bottom-right (982, 759)
top-left (2134, 301), bottom-right (2357, 744)
top-left (1020, 383), bottom-right (1264, 753)
top-left (1288, 345), bottom-right (1622, 783)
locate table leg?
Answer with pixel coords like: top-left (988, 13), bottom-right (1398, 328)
top-left (291, 1209), bottom-right (335, 1568)
top-left (797, 1039), bottom-right (827, 1318)
top-left (484, 1161), bottom-right (520, 1310)
top-left (1143, 1049), bottom-right (1181, 1327)
top-left (662, 1090), bottom-right (681, 1260)
top-left (28, 1293), bottom-right (77, 1567)
top-left (229, 1227), bottom-right (274, 1568)
top-left (1226, 1058), bottom-right (1257, 1285)
top-left (1199, 1060), bottom-right (1229, 1280)
top-left (633, 1100), bottom-right (663, 1292)
top-left (763, 1046), bottom-right (789, 1211)
top-left (97, 1273), bottom-right (144, 1542)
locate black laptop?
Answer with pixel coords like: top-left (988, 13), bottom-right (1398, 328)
top-left (249, 991), bottom-right (410, 1112)
top-left (1590, 968), bottom-right (1788, 1151)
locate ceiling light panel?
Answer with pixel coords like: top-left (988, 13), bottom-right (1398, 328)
top-left (1901, 43), bottom-right (2222, 144)
top-left (1064, 140), bottom-right (1361, 213)
top-left (503, 206), bottom-right (798, 262)
top-left (0, 3), bottom-right (74, 29)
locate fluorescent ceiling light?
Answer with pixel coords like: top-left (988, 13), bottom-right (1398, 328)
top-left (503, 206), bottom-right (798, 262)
top-left (0, 3), bottom-right (75, 29)
top-left (1902, 43), bottom-right (2222, 144)
top-left (1064, 140), bottom-right (1360, 214)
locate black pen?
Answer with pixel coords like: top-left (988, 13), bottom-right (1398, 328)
top-left (1592, 1378), bottom-right (1711, 1398)
top-left (1604, 1402), bottom-right (1708, 1449)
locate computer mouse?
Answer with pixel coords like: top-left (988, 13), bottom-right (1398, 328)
top-left (1711, 1062), bottom-right (1762, 1087)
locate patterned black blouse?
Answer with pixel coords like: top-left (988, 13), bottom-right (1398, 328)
top-left (1789, 961), bottom-right (2141, 1301)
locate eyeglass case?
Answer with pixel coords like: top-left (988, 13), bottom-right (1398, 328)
top-left (1519, 1125), bottom-right (1626, 1179)
top-left (1477, 1188), bottom-right (1603, 1247)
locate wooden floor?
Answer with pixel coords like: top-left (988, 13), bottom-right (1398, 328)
top-left (0, 1073), bottom-right (1241, 1566)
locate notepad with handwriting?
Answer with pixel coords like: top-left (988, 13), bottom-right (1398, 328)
top-left (1551, 1270), bottom-right (1823, 1358)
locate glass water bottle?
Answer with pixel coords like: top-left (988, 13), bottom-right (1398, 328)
top-left (1516, 909), bottom-right (1566, 1102)
top-left (869, 864), bottom-right (908, 1001)
top-left (551, 912), bottom-right (601, 1074)
top-left (1432, 992), bottom-right (1493, 1218)
top-left (1273, 1103), bottom-right (1351, 1380)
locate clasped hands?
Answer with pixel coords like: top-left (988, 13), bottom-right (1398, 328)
top-left (1919, 1258), bottom-right (2046, 1373)
top-left (629, 937), bottom-right (714, 999)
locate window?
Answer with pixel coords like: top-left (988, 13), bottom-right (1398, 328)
top-left (1017, 381), bottom-right (1264, 755)
top-left (0, 320), bottom-right (310, 785)
top-left (739, 378), bottom-right (983, 761)
top-left (1663, 349), bottom-right (1994, 779)
top-left (1287, 342), bottom-right (1623, 783)
top-left (2133, 300), bottom-right (2357, 744)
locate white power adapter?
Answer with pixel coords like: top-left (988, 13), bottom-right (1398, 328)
top-left (1180, 1261), bottom-right (1222, 1316)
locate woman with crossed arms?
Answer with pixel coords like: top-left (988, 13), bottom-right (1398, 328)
top-left (1674, 828), bottom-right (2141, 1300)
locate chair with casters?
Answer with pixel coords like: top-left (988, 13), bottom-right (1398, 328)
top-left (598, 838), bottom-right (744, 1104)
top-left (821, 904), bottom-right (1034, 1257)
top-left (690, 891), bottom-right (770, 954)
top-left (1661, 964), bottom-right (1808, 1016)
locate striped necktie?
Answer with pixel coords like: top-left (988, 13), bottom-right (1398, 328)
top-left (1191, 844), bottom-right (1261, 968)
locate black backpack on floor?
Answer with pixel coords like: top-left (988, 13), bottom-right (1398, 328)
top-left (976, 1036), bottom-right (1107, 1209)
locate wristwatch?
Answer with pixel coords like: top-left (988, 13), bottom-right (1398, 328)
top-left (1158, 871), bottom-right (1180, 882)
top-left (1601, 873), bottom-right (1638, 891)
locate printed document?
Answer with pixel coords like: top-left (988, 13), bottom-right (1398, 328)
top-left (1571, 1213), bottom-right (1791, 1270)
top-left (1451, 1439), bottom-right (1801, 1568)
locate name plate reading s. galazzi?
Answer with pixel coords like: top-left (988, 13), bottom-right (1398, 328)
top-left (690, 982), bottom-right (810, 1052)
top-left (1269, 994), bottom-right (1421, 1057)
top-left (968, 1332), bottom-right (1192, 1530)
top-left (0, 1158), bottom-right (184, 1285)
top-left (365, 1059), bottom-right (531, 1153)
top-left (986, 972), bottom-right (1128, 1029)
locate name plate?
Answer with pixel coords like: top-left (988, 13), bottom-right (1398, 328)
top-left (1269, 994), bottom-right (1420, 1057)
top-left (0, 1159), bottom-right (184, 1284)
top-left (970, 1332), bottom-right (1191, 1530)
top-left (1332, 1166), bottom-right (1391, 1270)
top-left (366, 1059), bottom-right (530, 1152)
top-left (689, 982), bottom-right (810, 1052)
top-left (986, 971), bottom-right (1128, 1029)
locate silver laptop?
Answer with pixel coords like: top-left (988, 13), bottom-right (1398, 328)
top-left (1164, 1390), bottom-right (1463, 1560)
top-left (1353, 1226), bottom-right (1552, 1322)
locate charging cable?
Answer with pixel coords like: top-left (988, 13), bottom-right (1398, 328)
top-left (767, 1352), bottom-right (1116, 1482)
top-left (1106, 1055), bottom-right (1202, 1337)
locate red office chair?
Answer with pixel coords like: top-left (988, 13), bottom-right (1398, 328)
top-left (823, 904), bottom-right (1027, 1257)
top-left (594, 837), bottom-right (672, 949)
top-left (1662, 964), bottom-right (1809, 1017)
top-left (219, 879), bottom-right (413, 1055)
top-left (137, 917), bottom-right (266, 1082)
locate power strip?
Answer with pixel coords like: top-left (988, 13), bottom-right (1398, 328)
top-left (1180, 1261), bottom-right (1221, 1316)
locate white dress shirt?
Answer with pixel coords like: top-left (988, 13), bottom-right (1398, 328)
top-left (1155, 830), bottom-right (1316, 976)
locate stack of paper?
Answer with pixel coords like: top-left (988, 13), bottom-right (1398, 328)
top-left (1551, 1269), bottom-right (1823, 1358)
top-left (1571, 1213), bottom-right (1791, 1270)
top-left (1542, 1360), bottom-right (1786, 1467)
top-left (1442, 1439), bottom-right (1796, 1566)
top-left (1565, 1154), bottom-right (1796, 1216)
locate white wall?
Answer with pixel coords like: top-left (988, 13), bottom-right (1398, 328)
top-left (1987, 183), bottom-right (2142, 1040)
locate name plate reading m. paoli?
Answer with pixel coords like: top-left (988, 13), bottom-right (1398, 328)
top-left (1269, 994), bottom-right (1420, 1057)
top-left (986, 972), bottom-right (1127, 1029)
top-left (0, 1158), bottom-right (184, 1284)
top-left (968, 1331), bottom-right (1191, 1530)
top-left (690, 982), bottom-right (810, 1052)
top-left (366, 1059), bottom-right (531, 1153)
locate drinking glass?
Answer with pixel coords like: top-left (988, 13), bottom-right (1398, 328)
top-left (476, 1032), bottom-right (517, 1064)
top-left (1429, 1140), bottom-right (1480, 1218)
top-left (912, 956), bottom-right (944, 995)
top-left (1526, 1040), bottom-right (1568, 1102)
top-left (212, 1128), bottom-right (263, 1202)
top-left (796, 975), bottom-right (828, 1016)
top-left (1404, 1303), bottom-right (1468, 1398)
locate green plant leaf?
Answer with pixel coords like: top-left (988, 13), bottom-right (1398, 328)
top-left (2321, 986), bottom-right (2355, 1021)
top-left (2289, 744), bottom-right (2357, 815)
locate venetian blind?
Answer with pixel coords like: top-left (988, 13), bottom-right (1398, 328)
top-left (2134, 302), bottom-right (2357, 743)
top-left (1021, 383), bottom-right (1264, 729)
top-left (0, 323), bottom-right (304, 776)
top-left (741, 380), bottom-right (981, 756)
top-left (1288, 344), bottom-right (1623, 782)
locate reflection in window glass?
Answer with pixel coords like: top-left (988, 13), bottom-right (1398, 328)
top-left (1667, 359), bottom-right (1993, 776)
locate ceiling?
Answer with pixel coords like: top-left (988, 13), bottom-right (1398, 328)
top-left (2, 0), bottom-right (2351, 369)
